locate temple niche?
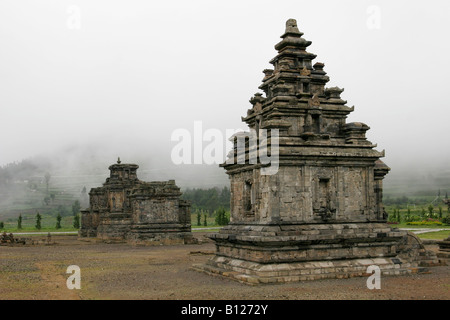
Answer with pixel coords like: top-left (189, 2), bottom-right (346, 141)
top-left (79, 159), bottom-right (194, 245)
top-left (194, 19), bottom-right (442, 284)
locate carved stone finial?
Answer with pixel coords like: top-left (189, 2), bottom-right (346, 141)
top-left (285, 19), bottom-right (301, 35)
top-left (117, 157), bottom-right (121, 164)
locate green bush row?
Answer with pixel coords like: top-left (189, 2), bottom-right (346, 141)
top-left (406, 220), bottom-right (443, 226)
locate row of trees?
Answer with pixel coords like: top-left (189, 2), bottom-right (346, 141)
top-left (11, 212), bottom-right (81, 230)
top-left (184, 187), bottom-right (231, 227)
top-left (384, 190), bottom-right (449, 206)
top-left (194, 207), bottom-right (230, 227)
top-left (388, 204), bottom-right (449, 224)
top-left (0, 199), bottom-right (83, 231)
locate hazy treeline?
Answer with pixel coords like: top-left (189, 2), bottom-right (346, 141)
top-left (0, 158), bottom-right (52, 212)
top-left (0, 158), bottom-right (51, 185)
top-left (181, 186), bottom-right (230, 214)
top-left (384, 192), bottom-right (448, 207)
top-left (0, 156), bottom-right (90, 223)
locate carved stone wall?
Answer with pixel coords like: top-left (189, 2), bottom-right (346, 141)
top-left (79, 161), bottom-right (194, 245)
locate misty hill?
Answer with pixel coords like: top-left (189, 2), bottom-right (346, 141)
top-left (0, 144), bottom-right (229, 222)
top-left (0, 143), bottom-right (449, 222)
top-left (383, 164), bottom-right (450, 199)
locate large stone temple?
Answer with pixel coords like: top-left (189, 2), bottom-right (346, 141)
top-left (79, 159), bottom-right (194, 245)
top-left (194, 19), bottom-right (441, 283)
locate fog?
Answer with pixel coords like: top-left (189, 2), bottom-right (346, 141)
top-left (0, 0), bottom-right (449, 190)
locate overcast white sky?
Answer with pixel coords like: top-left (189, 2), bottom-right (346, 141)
top-left (0, 0), bottom-right (449, 174)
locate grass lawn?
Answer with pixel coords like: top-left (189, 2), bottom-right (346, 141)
top-left (417, 230), bottom-right (450, 240)
top-left (388, 223), bottom-right (449, 229)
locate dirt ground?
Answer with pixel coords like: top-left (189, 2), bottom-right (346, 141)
top-left (0, 233), bottom-right (449, 300)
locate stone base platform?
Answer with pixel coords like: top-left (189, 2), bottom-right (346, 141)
top-left (192, 255), bottom-right (427, 285)
top-left (79, 233), bottom-right (196, 246)
top-left (193, 222), bottom-right (443, 284)
top-left (127, 230), bottom-right (197, 246)
top-left (81, 221), bottom-right (196, 245)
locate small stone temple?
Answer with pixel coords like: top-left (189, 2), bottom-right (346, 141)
top-left (194, 19), bottom-right (441, 283)
top-left (79, 159), bottom-right (194, 245)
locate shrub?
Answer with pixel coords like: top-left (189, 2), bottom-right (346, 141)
top-left (196, 211), bottom-right (201, 226)
top-left (388, 209), bottom-right (397, 223)
top-left (73, 213), bottom-right (80, 229)
top-left (56, 213), bottom-right (62, 229)
top-left (405, 208), bottom-right (412, 222)
top-left (215, 207), bottom-right (229, 226)
top-left (406, 219), bottom-right (443, 226)
top-left (17, 214), bottom-right (22, 230)
top-left (421, 208), bottom-right (426, 219)
top-left (35, 212), bottom-right (42, 230)
top-left (442, 215), bottom-right (450, 225)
